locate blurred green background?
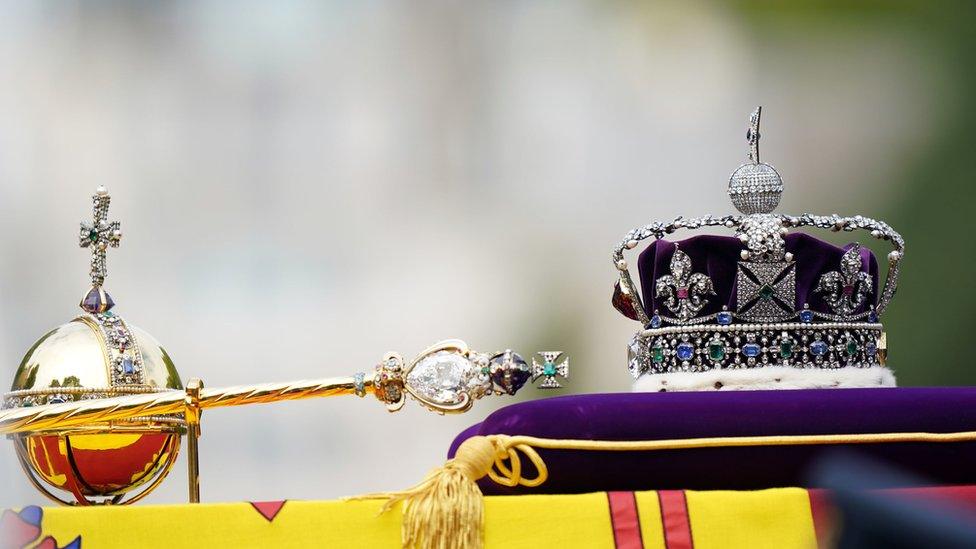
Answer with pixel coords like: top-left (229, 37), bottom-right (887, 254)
top-left (0, 1), bottom-right (973, 506)
top-left (735, 1), bottom-right (976, 386)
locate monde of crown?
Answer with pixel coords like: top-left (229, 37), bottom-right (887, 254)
top-left (612, 107), bottom-right (904, 392)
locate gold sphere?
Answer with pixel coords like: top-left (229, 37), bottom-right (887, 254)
top-left (4, 317), bottom-right (183, 505)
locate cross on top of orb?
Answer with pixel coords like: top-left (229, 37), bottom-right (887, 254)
top-left (79, 186), bottom-right (122, 288)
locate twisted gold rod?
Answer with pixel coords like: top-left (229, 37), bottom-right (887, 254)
top-left (0, 376), bottom-right (370, 435)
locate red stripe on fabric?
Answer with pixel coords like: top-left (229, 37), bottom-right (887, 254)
top-left (658, 490), bottom-right (693, 549)
top-left (887, 485), bottom-right (976, 512)
top-left (808, 489), bottom-right (833, 548)
top-left (607, 491), bottom-right (644, 549)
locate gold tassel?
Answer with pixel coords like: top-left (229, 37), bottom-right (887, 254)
top-left (355, 434), bottom-right (547, 549)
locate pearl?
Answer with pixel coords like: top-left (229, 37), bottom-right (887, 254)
top-left (96, 186), bottom-right (108, 196)
top-left (616, 260), bottom-right (628, 271)
top-left (740, 250), bottom-right (750, 260)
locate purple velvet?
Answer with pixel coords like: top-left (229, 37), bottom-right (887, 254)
top-left (449, 389), bottom-right (976, 495)
top-left (637, 233), bottom-right (880, 321)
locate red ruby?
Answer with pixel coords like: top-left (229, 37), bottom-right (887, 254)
top-left (677, 287), bottom-right (689, 299)
top-left (843, 285), bottom-right (855, 296)
top-left (612, 281), bottom-right (640, 321)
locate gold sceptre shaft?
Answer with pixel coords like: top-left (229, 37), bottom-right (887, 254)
top-left (1, 375), bottom-right (369, 436)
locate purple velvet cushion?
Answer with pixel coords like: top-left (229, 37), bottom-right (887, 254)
top-left (449, 389), bottom-right (976, 495)
top-left (637, 233), bottom-right (880, 320)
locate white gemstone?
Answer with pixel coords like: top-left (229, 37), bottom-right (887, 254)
top-left (406, 351), bottom-right (473, 405)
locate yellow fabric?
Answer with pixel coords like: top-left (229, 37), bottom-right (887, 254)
top-left (6, 488), bottom-right (820, 548)
top-left (485, 493), bottom-right (615, 549)
top-left (686, 488), bottom-right (817, 549)
top-left (633, 490), bottom-right (667, 549)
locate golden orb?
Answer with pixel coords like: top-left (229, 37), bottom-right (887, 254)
top-left (1, 186), bottom-right (184, 505)
top-left (4, 318), bottom-right (183, 505)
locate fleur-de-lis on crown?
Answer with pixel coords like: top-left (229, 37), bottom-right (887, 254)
top-left (655, 246), bottom-right (716, 321)
top-left (815, 244), bottom-right (873, 317)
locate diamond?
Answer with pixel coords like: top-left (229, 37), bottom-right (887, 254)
top-left (406, 351), bottom-right (474, 405)
top-left (742, 343), bottom-right (761, 357)
top-left (676, 343), bottom-right (694, 361)
top-left (810, 341), bottom-right (828, 356)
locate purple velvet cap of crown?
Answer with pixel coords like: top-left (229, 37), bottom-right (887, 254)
top-left (637, 233), bottom-right (880, 322)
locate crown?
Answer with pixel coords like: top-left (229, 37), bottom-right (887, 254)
top-left (612, 107), bottom-right (905, 391)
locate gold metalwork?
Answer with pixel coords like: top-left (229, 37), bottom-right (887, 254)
top-left (185, 378), bottom-right (203, 503)
top-left (878, 331), bottom-right (888, 366)
top-left (2, 376), bottom-right (366, 435)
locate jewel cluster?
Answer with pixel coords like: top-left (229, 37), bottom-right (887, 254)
top-left (629, 322), bottom-right (882, 378)
top-left (88, 312), bottom-right (146, 386)
top-left (5, 390), bottom-right (123, 409)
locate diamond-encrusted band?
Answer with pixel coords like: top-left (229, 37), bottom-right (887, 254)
top-left (628, 322), bottom-right (884, 378)
top-left (80, 312), bottom-right (146, 386)
top-left (2, 385), bottom-right (161, 409)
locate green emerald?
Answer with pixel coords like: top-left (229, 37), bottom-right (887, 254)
top-left (481, 366), bottom-right (489, 375)
top-left (543, 362), bottom-right (557, 376)
top-left (708, 342), bottom-right (725, 361)
top-left (651, 345), bottom-right (664, 364)
top-left (758, 285), bottom-right (775, 300)
top-left (88, 229), bottom-right (99, 242)
top-left (846, 340), bottom-right (858, 356)
top-left (780, 340), bottom-right (794, 359)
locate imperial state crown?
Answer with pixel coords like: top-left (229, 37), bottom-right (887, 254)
top-left (612, 107), bottom-right (904, 392)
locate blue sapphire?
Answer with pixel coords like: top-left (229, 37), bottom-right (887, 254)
top-left (122, 357), bottom-right (135, 375)
top-left (717, 311), bottom-right (733, 325)
top-left (742, 343), bottom-right (761, 357)
top-left (48, 396), bottom-right (65, 404)
top-left (799, 309), bottom-right (814, 323)
top-left (649, 315), bottom-right (662, 329)
top-left (866, 342), bottom-right (878, 357)
top-left (868, 310), bottom-right (878, 323)
top-left (676, 343), bottom-right (694, 361)
top-left (810, 341), bottom-right (828, 356)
